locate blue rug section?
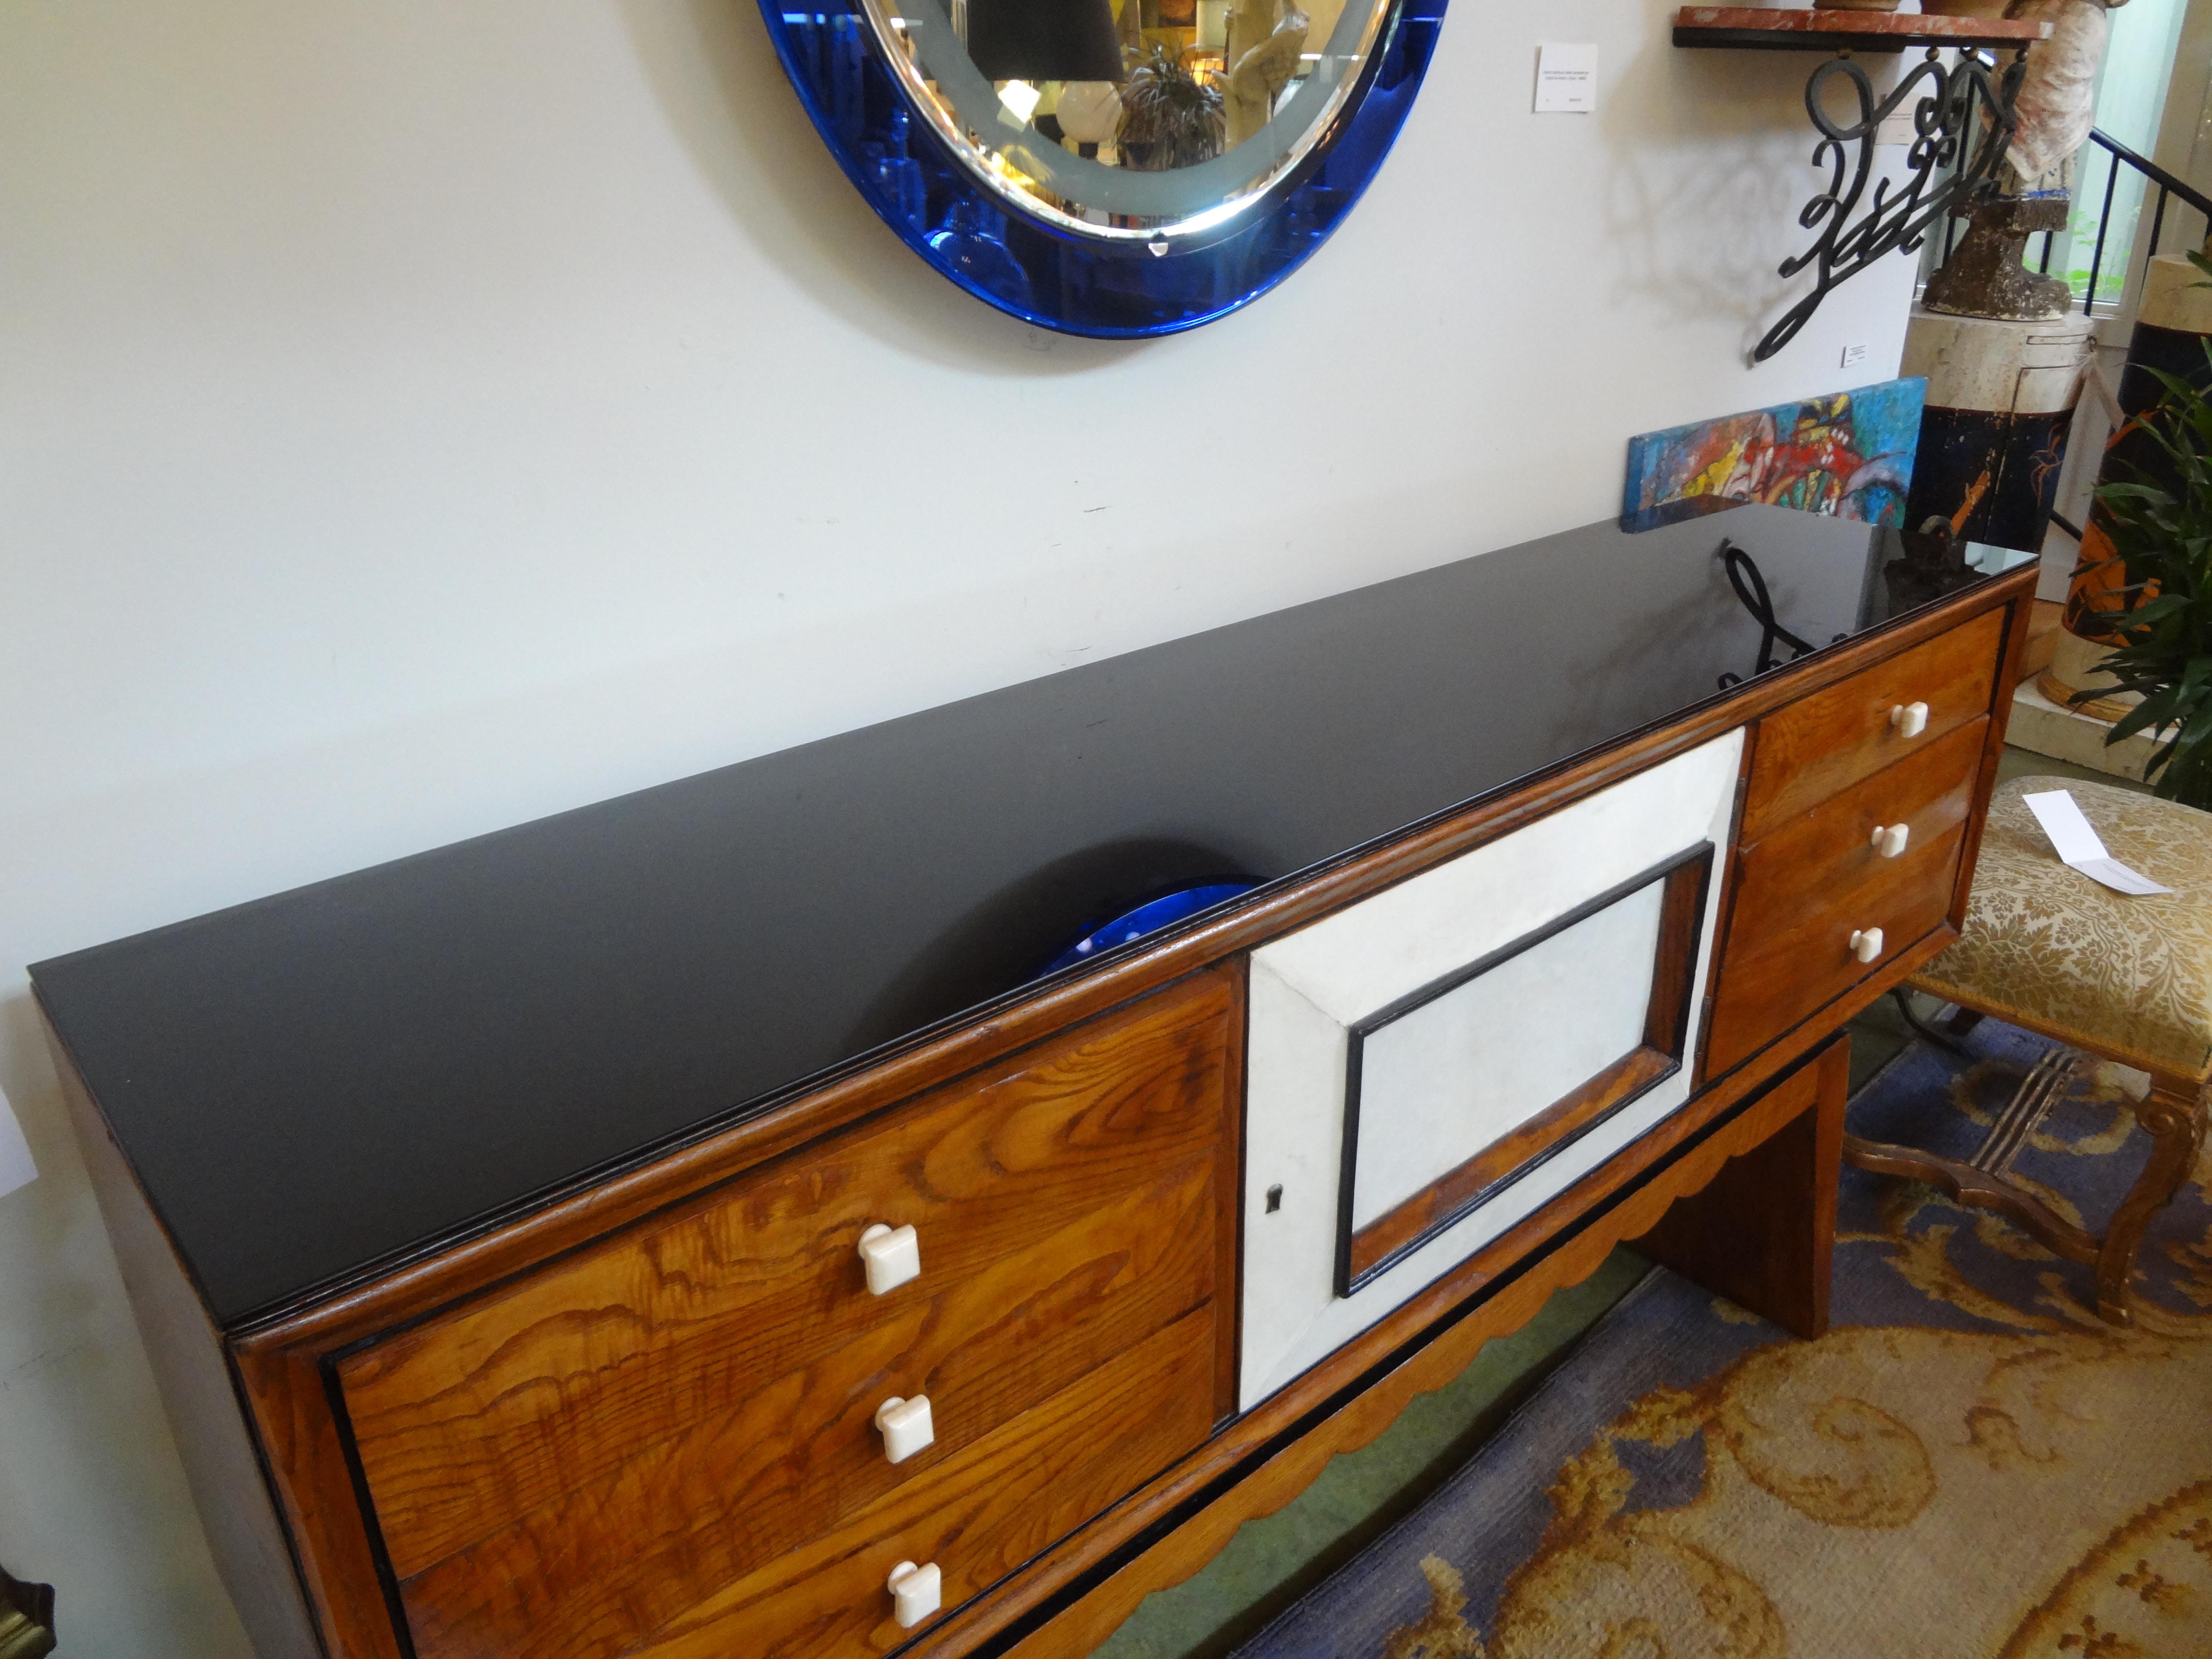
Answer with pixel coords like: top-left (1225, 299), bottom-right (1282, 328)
top-left (1236, 1019), bottom-right (2212, 1659)
top-left (1239, 1270), bottom-right (1776, 1658)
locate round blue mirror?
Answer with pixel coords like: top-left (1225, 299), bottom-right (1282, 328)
top-left (761, 0), bottom-right (1445, 336)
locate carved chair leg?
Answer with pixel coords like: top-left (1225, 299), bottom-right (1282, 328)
top-left (2095, 1080), bottom-right (2210, 1326)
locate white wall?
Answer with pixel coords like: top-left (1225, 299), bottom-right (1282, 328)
top-left (0, 3), bottom-right (1915, 1652)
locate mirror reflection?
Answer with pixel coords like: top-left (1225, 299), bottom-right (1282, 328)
top-left (864, 0), bottom-right (1391, 237)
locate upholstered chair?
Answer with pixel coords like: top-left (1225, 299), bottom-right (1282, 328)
top-left (1847, 774), bottom-right (2212, 1323)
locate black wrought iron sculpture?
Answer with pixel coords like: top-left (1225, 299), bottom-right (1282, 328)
top-left (1753, 48), bottom-right (2029, 363)
top-left (1716, 539), bottom-right (1831, 690)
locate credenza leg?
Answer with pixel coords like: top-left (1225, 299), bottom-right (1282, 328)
top-left (1629, 1035), bottom-right (1848, 1340)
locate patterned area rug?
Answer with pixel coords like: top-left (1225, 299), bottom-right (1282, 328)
top-left (1238, 1019), bottom-right (2212, 1659)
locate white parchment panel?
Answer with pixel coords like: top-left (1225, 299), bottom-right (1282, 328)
top-left (1351, 879), bottom-right (1662, 1231)
top-left (1239, 728), bottom-right (1743, 1408)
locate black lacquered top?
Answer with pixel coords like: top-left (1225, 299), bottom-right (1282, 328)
top-left (30, 505), bottom-right (2033, 1326)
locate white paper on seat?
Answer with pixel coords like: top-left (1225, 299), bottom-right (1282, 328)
top-left (2022, 789), bottom-right (2172, 896)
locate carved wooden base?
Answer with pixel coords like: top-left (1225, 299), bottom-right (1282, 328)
top-left (1632, 1039), bottom-right (1846, 1339)
top-left (1845, 1075), bottom-right (2209, 1325)
top-left (1001, 1037), bottom-right (1855, 1658)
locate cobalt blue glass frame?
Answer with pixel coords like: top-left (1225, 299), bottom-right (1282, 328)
top-left (762, 0), bottom-right (1447, 337)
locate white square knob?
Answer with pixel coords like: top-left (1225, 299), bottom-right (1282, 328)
top-left (1889, 701), bottom-right (1929, 738)
top-left (858, 1223), bottom-right (920, 1295)
top-left (888, 1560), bottom-right (941, 1628)
top-left (1871, 822), bottom-right (1910, 858)
top-left (875, 1394), bottom-right (935, 1464)
top-left (1849, 926), bottom-right (1884, 964)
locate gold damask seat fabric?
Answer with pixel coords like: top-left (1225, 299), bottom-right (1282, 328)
top-left (1912, 775), bottom-right (2212, 1082)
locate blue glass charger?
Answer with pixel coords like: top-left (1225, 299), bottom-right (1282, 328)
top-left (1038, 882), bottom-right (1259, 977)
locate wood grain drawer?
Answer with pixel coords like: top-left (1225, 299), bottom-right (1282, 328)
top-left (624, 1305), bottom-right (1220, 1659)
top-left (1706, 744), bottom-right (1977, 1078)
top-left (335, 969), bottom-right (1239, 1659)
top-left (1739, 715), bottom-right (1987, 876)
top-left (1741, 607), bottom-right (2005, 841)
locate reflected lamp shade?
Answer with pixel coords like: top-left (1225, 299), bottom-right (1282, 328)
top-left (966, 0), bottom-right (1125, 84)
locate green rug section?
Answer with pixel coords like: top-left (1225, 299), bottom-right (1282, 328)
top-left (1092, 1247), bottom-right (1652, 1659)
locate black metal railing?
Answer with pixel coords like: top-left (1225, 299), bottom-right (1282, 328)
top-left (2072, 129), bottom-right (2212, 315)
top-left (1935, 117), bottom-right (2212, 316)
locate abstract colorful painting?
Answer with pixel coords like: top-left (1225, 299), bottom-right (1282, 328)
top-left (1620, 376), bottom-right (1925, 533)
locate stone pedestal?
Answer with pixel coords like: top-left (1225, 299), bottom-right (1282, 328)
top-left (2008, 676), bottom-right (2163, 782)
top-left (1901, 307), bottom-right (2094, 553)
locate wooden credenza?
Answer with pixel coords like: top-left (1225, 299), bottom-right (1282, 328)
top-left (34, 509), bottom-right (2036, 1659)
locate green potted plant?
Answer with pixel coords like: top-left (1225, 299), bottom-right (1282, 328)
top-left (1117, 43), bottom-right (1224, 170)
top-left (2086, 252), bottom-right (2212, 805)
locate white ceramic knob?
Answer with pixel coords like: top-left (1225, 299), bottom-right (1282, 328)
top-left (887, 1560), bottom-right (941, 1628)
top-left (875, 1394), bottom-right (935, 1464)
top-left (858, 1223), bottom-right (921, 1295)
top-left (1889, 701), bottom-right (1929, 738)
top-left (1870, 822), bottom-right (1910, 858)
top-left (1849, 926), bottom-right (1884, 964)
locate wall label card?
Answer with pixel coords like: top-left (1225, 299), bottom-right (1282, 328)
top-left (1535, 43), bottom-right (1597, 113)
